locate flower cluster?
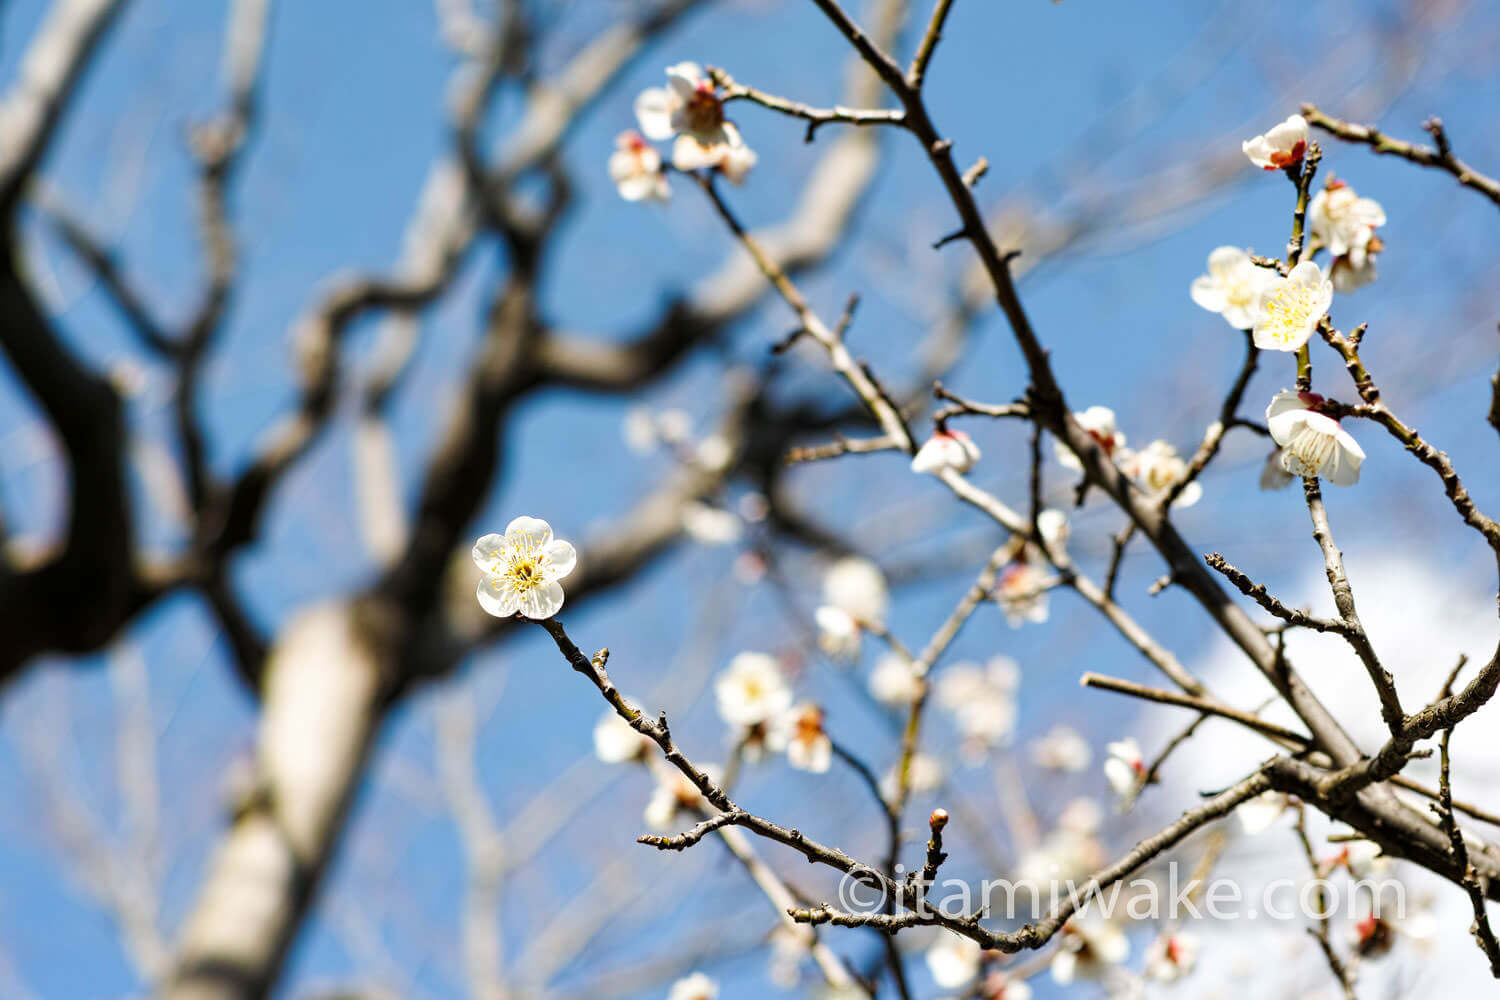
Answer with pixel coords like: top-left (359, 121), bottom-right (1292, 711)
top-left (612, 63), bottom-right (756, 201)
top-left (1311, 177), bottom-right (1386, 292)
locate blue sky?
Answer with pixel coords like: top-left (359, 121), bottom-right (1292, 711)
top-left (2, 0), bottom-right (1499, 997)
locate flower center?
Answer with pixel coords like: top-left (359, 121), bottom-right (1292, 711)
top-left (1259, 281), bottom-right (1319, 347)
top-left (1283, 425), bottom-right (1336, 477)
top-left (498, 553), bottom-right (545, 593)
top-left (681, 85), bottom-right (723, 135)
top-left (1269, 140), bottom-right (1305, 167)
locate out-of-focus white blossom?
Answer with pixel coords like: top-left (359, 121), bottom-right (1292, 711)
top-left (926, 932), bottom-right (983, 988)
top-left (938, 658), bottom-right (1021, 758)
top-left (1144, 931), bottom-right (1200, 982)
top-left (594, 709), bottom-right (651, 764)
top-left (1330, 243), bottom-right (1380, 293)
top-left (667, 971), bottom-right (719, 1000)
top-left (1266, 389), bottom-right (1365, 486)
top-left (911, 428), bottom-right (981, 475)
top-left (1259, 448), bottom-right (1297, 491)
top-left (681, 502), bottom-right (742, 545)
top-left (1236, 791), bottom-right (1293, 835)
top-left (770, 702), bottom-right (832, 773)
top-left (1032, 725), bottom-right (1092, 773)
top-left (768, 924), bottom-right (809, 988)
top-left (881, 752), bottom-right (944, 800)
top-left (472, 517), bottom-right (576, 619)
top-left (1242, 114), bottom-right (1308, 171)
top-left (1310, 179), bottom-right (1385, 259)
top-left (1056, 405), bottom-right (1125, 471)
top-left (815, 605), bottom-right (862, 660)
top-left (645, 767), bottom-right (715, 831)
top-left (608, 130), bottom-right (669, 202)
top-left (1121, 439), bottom-right (1202, 507)
top-left (1032, 508), bottom-right (1070, 561)
top-left (715, 653), bottom-right (792, 734)
top-left (633, 62), bottom-right (757, 182)
top-left (869, 653), bottom-right (922, 706)
top-left (1252, 260), bottom-right (1332, 352)
top-left (978, 970), bottom-right (1033, 1000)
top-left (995, 562), bottom-right (1051, 628)
top-left (1104, 738), bottom-right (1145, 799)
top-left (1016, 801), bottom-right (1107, 888)
top-left (822, 556), bottom-right (889, 624)
top-left (1191, 246), bottom-right (1275, 329)
top-left (1050, 919), bottom-right (1129, 984)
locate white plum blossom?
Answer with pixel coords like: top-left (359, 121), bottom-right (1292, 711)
top-left (1016, 799), bottom-right (1107, 888)
top-left (1310, 179), bottom-right (1386, 259)
top-left (593, 709), bottom-right (651, 763)
top-left (770, 703), bottom-right (832, 773)
top-left (1266, 389), bottom-right (1365, 486)
top-left (815, 605), bottom-right (862, 660)
top-left (1031, 508), bottom-right (1070, 561)
top-left (1236, 790), bottom-right (1293, 835)
top-left (1050, 919), bottom-right (1129, 984)
top-left (472, 517), bottom-right (577, 619)
top-left (1121, 439), bottom-right (1202, 507)
top-left (1190, 246), bottom-right (1275, 329)
top-left (1056, 405), bottom-right (1125, 471)
top-left (1104, 738), bottom-right (1145, 799)
top-left (881, 751), bottom-right (944, 799)
top-left (926, 932), bottom-right (984, 988)
top-left (608, 130), bottom-right (668, 202)
top-left (1331, 245), bottom-right (1380, 293)
top-left (1241, 113), bottom-right (1308, 171)
top-left (1031, 725), bottom-right (1092, 773)
top-left (715, 652), bottom-right (793, 731)
top-left (633, 62), bottom-right (757, 182)
top-left (937, 657), bottom-right (1020, 758)
top-left (911, 428), bottom-right (981, 475)
top-left (1144, 931), bottom-right (1200, 982)
top-left (1252, 260), bottom-right (1333, 352)
top-left (868, 653), bottom-right (922, 706)
top-left (767, 924), bottom-right (809, 988)
top-left (995, 561), bottom-right (1051, 628)
top-left (667, 971), bottom-right (719, 1000)
top-left (822, 556), bottom-right (889, 624)
top-left (645, 767), bottom-right (716, 831)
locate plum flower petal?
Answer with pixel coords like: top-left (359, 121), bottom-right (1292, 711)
top-left (1190, 246), bottom-right (1274, 330)
top-left (1242, 114), bottom-right (1308, 170)
top-left (1252, 260), bottom-right (1332, 352)
top-left (471, 517), bottom-right (576, 620)
top-left (1266, 389), bottom-right (1365, 485)
top-left (1056, 405), bottom-right (1124, 471)
top-left (911, 428), bottom-right (981, 474)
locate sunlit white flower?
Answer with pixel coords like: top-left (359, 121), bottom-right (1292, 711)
top-left (995, 562), bottom-right (1051, 628)
top-left (1103, 738), bottom-right (1145, 799)
top-left (1266, 389), bottom-right (1365, 486)
top-left (715, 652), bottom-right (793, 730)
top-left (869, 653), bottom-right (922, 706)
top-left (822, 556), bottom-right (889, 624)
top-left (1324, 836), bottom-right (1389, 880)
top-left (1121, 439), bottom-right (1202, 507)
top-left (1056, 405), bottom-right (1125, 471)
top-left (1236, 790), bottom-right (1292, 835)
top-left (472, 517), bottom-right (577, 619)
top-left (667, 971), bottom-right (719, 1000)
top-left (1144, 931), bottom-right (1200, 982)
top-left (645, 767), bottom-right (715, 831)
top-left (1310, 179), bottom-right (1386, 259)
top-left (927, 932), bottom-right (984, 988)
top-left (1032, 508), bottom-right (1069, 560)
top-left (1242, 114), bottom-right (1308, 171)
top-left (770, 702), bottom-right (832, 773)
top-left (938, 658), bottom-right (1021, 757)
top-left (608, 130), bottom-right (669, 202)
top-left (1252, 260), bottom-right (1332, 352)
top-left (594, 709), bottom-right (651, 764)
top-left (681, 502), bottom-right (742, 545)
top-left (1050, 919), bottom-right (1129, 984)
top-left (911, 428), bottom-right (981, 475)
top-left (635, 63), bottom-right (727, 145)
top-left (1032, 725), bottom-right (1092, 773)
top-left (815, 605), bottom-right (862, 660)
top-left (1191, 246), bottom-right (1275, 329)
